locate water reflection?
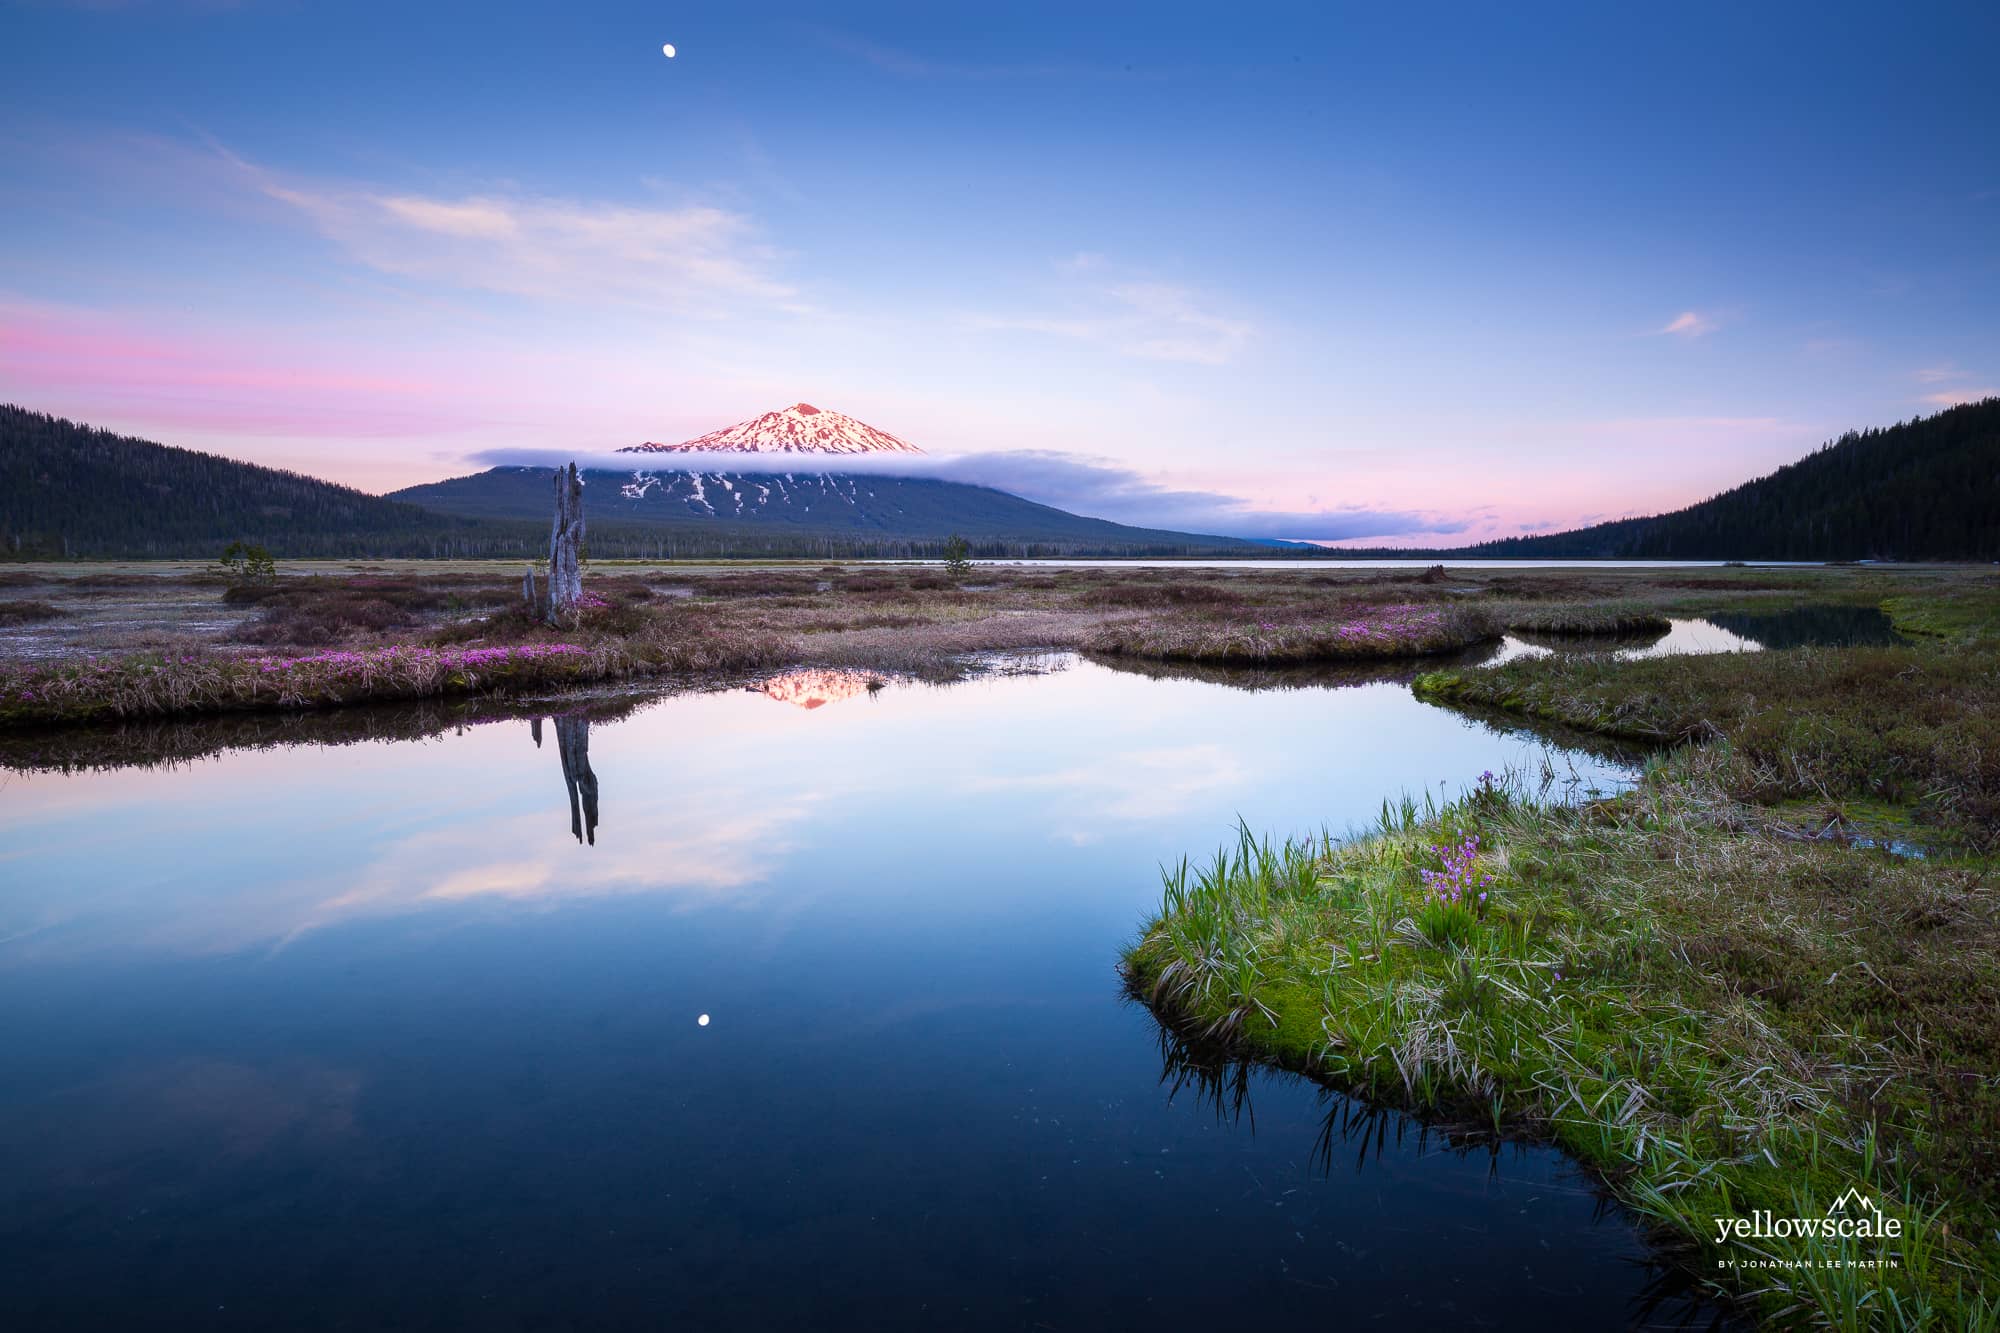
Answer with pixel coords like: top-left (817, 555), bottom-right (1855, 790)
top-left (1488, 607), bottom-right (1906, 668)
top-left (0, 1057), bottom-right (364, 1211)
top-left (1706, 603), bottom-right (1903, 649)
top-left (554, 716), bottom-right (600, 844)
top-left (1086, 648), bottom-right (1493, 692)
top-left (0, 656), bottom-right (1648, 960)
top-left (1624, 618), bottom-right (1763, 657)
top-left (0, 689), bottom-right (656, 779)
top-left (1140, 1004), bottom-right (1736, 1329)
top-left (0, 653), bottom-right (1717, 1329)
top-left (752, 667), bottom-right (883, 710)
top-left (1508, 625), bottom-right (1675, 657)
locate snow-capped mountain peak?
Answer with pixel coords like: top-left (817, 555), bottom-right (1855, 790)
top-left (621, 404), bottom-right (924, 455)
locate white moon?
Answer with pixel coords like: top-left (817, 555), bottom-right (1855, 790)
top-left (662, 43), bottom-right (676, 58)
top-left (697, 1013), bottom-right (709, 1026)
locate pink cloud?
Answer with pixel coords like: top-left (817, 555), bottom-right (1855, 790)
top-left (1658, 311), bottom-right (1717, 338)
top-left (0, 302), bottom-right (493, 441)
top-left (1921, 388), bottom-right (1997, 407)
top-left (1, 319), bottom-right (441, 399)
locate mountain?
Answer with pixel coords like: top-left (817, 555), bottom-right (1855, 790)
top-left (1449, 398), bottom-right (2000, 561)
top-left (0, 403), bottom-right (1255, 559)
top-left (0, 405), bottom-right (536, 559)
top-left (18, 395), bottom-right (1986, 564)
top-left (624, 403), bottom-right (924, 455)
top-left (391, 465), bottom-right (1260, 556)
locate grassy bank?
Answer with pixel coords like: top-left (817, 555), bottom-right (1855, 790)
top-left (0, 686), bottom-right (671, 776)
top-left (0, 642), bottom-right (633, 726)
top-left (1412, 645), bottom-right (1999, 849)
top-left (1127, 630), bottom-right (2000, 1327)
top-left (0, 582), bottom-right (796, 725)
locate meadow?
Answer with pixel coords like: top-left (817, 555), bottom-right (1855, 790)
top-left (0, 558), bottom-right (1979, 727)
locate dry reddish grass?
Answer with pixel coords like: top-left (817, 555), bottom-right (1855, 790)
top-left (2, 561), bottom-right (1984, 724)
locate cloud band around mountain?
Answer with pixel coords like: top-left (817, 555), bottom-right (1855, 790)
top-left (462, 446), bottom-right (1471, 543)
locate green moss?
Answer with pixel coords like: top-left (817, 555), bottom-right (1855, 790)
top-left (1883, 589), bottom-right (2000, 644)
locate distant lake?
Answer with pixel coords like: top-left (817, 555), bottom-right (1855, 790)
top-left (0, 636), bottom-right (1823, 1328)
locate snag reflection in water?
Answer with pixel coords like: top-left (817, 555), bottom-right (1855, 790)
top-left (555, 716), bottom-right (599, 845)
top-left (532, 713), bottom-right (602, 844)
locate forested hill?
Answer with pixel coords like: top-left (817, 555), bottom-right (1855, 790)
top-left (0, 406), bottom-right (534, 558)
top-left (0, 407), bottom-right (1260, 559)
top-left (1456, 398), bottom-right (2000, 560)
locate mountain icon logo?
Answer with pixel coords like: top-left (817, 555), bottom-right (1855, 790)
top-left (1826, 1187), bottom-right (1879, 1214)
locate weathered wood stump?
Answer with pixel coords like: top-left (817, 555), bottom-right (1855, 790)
top-left (547, 462), bottom-right (585, 625)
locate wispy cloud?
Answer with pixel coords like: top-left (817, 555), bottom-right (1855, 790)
top-left (1658, 310), bottom-right (1717, 338)
top-left (1911, 363), bottom-right (1994, 406)
top-left (129, 136), bottom-right (799, 317)
top-left (970, 277), bottom-right (1253, 365)
top-left (262, 178), bottom-right (797, 316)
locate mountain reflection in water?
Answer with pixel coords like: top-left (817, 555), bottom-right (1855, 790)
top-left (752, 667), bottom-right (884, 710)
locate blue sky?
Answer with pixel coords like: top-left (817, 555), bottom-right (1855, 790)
top-left (2, 0), bottom-right (1995, 542)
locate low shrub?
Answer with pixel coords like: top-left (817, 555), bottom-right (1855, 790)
top-left (0, 600), bottom-right (65, 625)
top-left (1087, 603), bottom-right (1496, 664)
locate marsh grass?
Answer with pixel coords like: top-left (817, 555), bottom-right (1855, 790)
top-left (1086, 602), bottom-right (1495, 664)
top-left (1498, 600), bottom-right (1672, 635)
top-left (0, 642), bottom-right (640, 725)
top-left (1413, 644), bottom-right (2000, 847)
top-left (1127, 762), bottom-right (2000, 1327)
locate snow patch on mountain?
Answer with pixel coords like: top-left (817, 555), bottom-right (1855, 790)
top-left (622, 403), bottom-right (924, 456)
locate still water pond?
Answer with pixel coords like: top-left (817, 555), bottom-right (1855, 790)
top-left (2, 654), bottom-right (1722, 1330)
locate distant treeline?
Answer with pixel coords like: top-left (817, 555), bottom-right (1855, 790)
top-left (1444, 399), bottom-right (2000, 561)
top-left (0, 406), bottom-right (480, 559)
